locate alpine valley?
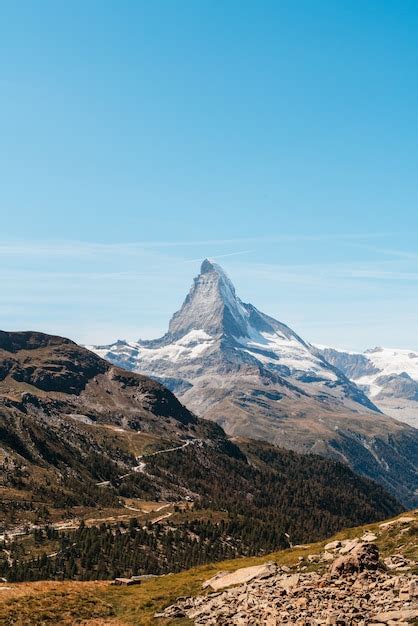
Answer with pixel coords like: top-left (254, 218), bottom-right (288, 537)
top-left (91, 260), bottom-right (418, 506)
top-left (0, 331), bottom-right (402, 584)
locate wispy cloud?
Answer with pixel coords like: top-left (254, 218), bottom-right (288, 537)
top-left (349, 244), bottom-right (418, 261)
top-left (232, 259), bottom-right (418, 291)
top-left (0, 232), bottom-right (391, 257)
top-left (185, 249), bottom-right (255, 263)
top-left (349, 269), bottom-right (418, 281)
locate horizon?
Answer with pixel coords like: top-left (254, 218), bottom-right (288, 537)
top-left (1, 2), bottom-right (418, 350)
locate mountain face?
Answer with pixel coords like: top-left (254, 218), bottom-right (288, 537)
top-left (318, 346), bottom-right (418, 429)
top-left (0, 330), bottom-right (402, 557)
top-left (91, 260), bottom-right (418, 506)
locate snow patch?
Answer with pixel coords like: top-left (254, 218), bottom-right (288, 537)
top-left (239, 329), bottom-right (337, 380)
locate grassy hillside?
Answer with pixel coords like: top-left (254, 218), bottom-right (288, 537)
top-left (0, 438), bottom-right (403, 584)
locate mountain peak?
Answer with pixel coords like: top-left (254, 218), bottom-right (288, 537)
top-left (167, 259), bottom-right (248, 339)
top-left (200, 258), bottom-right (217, 274)
top-left (200, 258), bottom-right (231, 282)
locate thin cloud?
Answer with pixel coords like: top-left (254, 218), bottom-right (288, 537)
top-left (233, 260), bottom-right (418, 289)
top-left (349, 270), bottom-right (418, 281)
top-left (185, 249), bottom-right (254, 263)
top-left (0, 232), bottom-right (391, 257)
top-left (350, 244), bottom-right (418, 261)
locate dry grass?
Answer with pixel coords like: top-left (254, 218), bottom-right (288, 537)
top-left (0, 542), bottom-right (318, 625)
top-left (93, 424), bottom-right (177, 460)
top-left (0, 544), bottom-right (320, 625)
top-left (0, 582), bottom-right (118, 625)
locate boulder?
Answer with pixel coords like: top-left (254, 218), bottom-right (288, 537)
top-left (325, 540), bottom-right (342, 551)
top-left (330, 543), bottom-right (381, 577)
top-left (202, 562), bottom-right (277, 591)
top-left (361, 531), bottom-right (377, 542)
top-left (339, 538), bottom-right (360, 554)
top-left (384, 554), bottom-right (413, 571)
top-left (278, 573), bottom-right (300, 592)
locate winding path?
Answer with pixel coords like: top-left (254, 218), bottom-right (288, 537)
top-left (120, 439), bottom-right (200, 479)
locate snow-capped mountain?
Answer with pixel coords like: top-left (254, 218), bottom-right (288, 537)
top-left (90, 259), bottom-right (418, 505)
top-left (92, 259), bottom-right (377, 412)
top-left (318, 346), bottom-right (418, 429)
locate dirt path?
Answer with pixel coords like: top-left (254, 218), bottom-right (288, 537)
top-left (120, 438), bottom-right (200, 480)
top-left (150, 512), bottom-right (173, 524)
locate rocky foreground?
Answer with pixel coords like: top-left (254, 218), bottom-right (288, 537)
top-left (157, 520), bottom-right (417, 625)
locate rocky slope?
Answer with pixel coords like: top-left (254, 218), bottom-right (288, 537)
top-left (318, 346), bottom-right (418, 429)
top-left (158, 511), bottom-right (418, 625)
top-left (90, 260), bottom-right (418, 506)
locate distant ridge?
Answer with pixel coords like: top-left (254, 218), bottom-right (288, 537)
top-left (316, 345), bottom-right (418, 429)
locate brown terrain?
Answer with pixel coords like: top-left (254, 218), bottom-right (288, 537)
top-left (0, 510), bottom-right (416, 625)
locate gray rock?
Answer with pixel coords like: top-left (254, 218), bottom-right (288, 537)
top-left (156, 543), bottom-right (417, 625)
top-left (330, 543), bottom-right (381, 577)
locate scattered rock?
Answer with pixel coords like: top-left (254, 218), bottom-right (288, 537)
top-left (157, 530), bottom-right (417, 625)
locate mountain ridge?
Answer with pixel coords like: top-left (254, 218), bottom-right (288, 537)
top-left (90, 260), bottom-right (418, 505)
top-left (318, 345), bottom-right (418, 429)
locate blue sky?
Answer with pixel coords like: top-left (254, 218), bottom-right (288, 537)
top-left (1, 1), bottom-right (417, 349)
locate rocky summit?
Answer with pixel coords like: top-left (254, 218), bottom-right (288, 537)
top-left (91, 260), bottom-right (418, 506)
